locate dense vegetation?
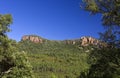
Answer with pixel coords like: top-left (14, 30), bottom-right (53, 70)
top-left (79, 0), bottom-right (120, 78)
top-left (0, 14), bottom-right (34, 78)
top-left (18, 40), bottom-right (94, 78)
top-left (1, 0), bottom-right (120, 78)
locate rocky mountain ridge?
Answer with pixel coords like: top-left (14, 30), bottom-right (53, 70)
top-left (21, 35), bottom-right (107, 47)
top-left (22, 35), bottom-right (44, 43)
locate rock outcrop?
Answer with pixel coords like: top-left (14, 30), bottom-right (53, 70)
top-left (22, 35), bottom-right (43, 43)
top-left (80, 36), bottom-right (107, 47)
top-left (63, 36), bottom-right (107, 47)
top-left (81, 36), bottom-right (99, 46)
top-left (21, 35), bottom-right (107, 47)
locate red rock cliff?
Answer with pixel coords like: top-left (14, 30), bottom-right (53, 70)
top-left (22, 35), bottom-right (43, 43)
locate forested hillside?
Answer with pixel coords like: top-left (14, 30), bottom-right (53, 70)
top-left (18, 35), bottom-right (96, 78)
top-left (1, 0), bottom-right (120, 78)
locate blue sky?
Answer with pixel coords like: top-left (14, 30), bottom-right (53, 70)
top-left (0, 0), bottom-right (104, 41)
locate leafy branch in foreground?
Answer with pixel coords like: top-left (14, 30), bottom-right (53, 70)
top-left (79, 0), bottom-right (120, 78)
top-left (0, 14), bottom-right (34, 78)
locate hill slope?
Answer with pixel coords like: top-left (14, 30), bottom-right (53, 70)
top-left (18, 35), bottom-right (99, 78)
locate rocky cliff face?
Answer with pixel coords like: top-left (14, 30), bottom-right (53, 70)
top-left (81, 36), bottom-right (99, 46)
top-left (64, 36), bottom-right (107, 47)
top-left (22, 35), bottom-right (43, 43)
top-left (81, 36), bottom-right (107, 47)
top-left (21, 35), bottom-right (107, 47)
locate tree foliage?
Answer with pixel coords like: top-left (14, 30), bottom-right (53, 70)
top-left (0, 14), bottom-right (34, 78)
top-left (82, 0), bottom-right (120, 47)
top-left (82, 0), bottom-right (120, 26)
top-left (18, 39), bottom-right (90, 78)
top-left (79, 0), bottom-right (120, 78)
top-left (79, 48), bottom-right (120, 78)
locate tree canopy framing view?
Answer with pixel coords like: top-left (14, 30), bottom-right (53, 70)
top-left (0, 0), bottom-right (120, 78)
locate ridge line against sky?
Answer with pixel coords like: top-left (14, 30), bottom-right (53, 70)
top-left (0, 0), bottom-right (104, 41)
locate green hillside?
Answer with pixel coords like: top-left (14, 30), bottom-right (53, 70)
top-left (18, 38), bottom-right (93, 78)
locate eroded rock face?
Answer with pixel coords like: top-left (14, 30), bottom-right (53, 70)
top-left (22, 36), bottom-right (29, 41)
top-left (81, 36), bottom-right (100, 46)
top-left (21, 35), bottom-right (107, 47)
top-left (81, 37), bottom-right (88, 46)
top-left (63, 36), bottom-right (101, 46)
top-left (80, 36), bottom-right (107, 47)
top-left (64, 36), bottom-right (101, 46)
top-left (22, 35), bottom-right (43, 43)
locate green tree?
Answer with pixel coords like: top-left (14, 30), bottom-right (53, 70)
top-left (82, 0), bottom-right (120, 26)
top-left (79, 0), bottom-right (120, 78)
top-left (0, 14), bottom-right (34, 78)
top-left (82, 0), bottom-right (120, 47)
